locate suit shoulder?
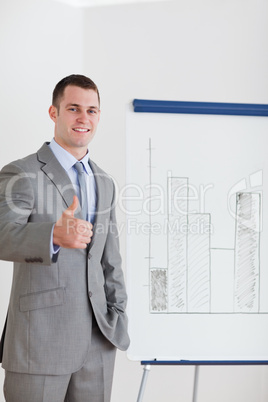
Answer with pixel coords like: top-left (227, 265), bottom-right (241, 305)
top-left (0, 143), bottom-right (53, 173)
top-left (0, 152), bottom-right (39, 174)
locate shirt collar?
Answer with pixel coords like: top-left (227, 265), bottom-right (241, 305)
top-left (49, 139), bottom-right (91, 174)
top-left (79, 153), bottom-right (92, 175)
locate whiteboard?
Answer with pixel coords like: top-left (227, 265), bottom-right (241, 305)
top-left (125, 100), bottom-right (268, 362)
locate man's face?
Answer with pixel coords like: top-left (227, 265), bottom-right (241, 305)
top-left (49, 85), bottom-right (100, 159)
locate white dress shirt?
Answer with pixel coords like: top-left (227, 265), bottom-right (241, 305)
top-left (48, 139), bottom-right (97, 257)
top-left (49, 138), bottom-right (97, 223)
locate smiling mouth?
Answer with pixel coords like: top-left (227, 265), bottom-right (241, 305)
top-left (73, 128), bottom-right (90, 133)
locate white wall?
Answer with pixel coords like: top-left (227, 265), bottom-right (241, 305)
top-left (0, 0), bottom-right (84, 399)
top-left (0, 0), bottom-right (268, 401)
top-left (82, 1), bottom-right (268, 401)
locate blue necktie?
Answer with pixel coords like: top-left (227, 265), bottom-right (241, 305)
top-left (74, 162), bottom-right (88, 221)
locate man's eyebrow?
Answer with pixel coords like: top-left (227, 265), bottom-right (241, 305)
top-left (65, 103), bottom-right (99, 110)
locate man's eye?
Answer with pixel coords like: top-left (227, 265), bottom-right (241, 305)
top-left (69, 108), bottom-right (77, 112)
top-left (88, 109), bottom-right (97, 114)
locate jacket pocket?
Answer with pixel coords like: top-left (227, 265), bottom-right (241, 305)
top-left (19, 287), bottom-right (66, 312)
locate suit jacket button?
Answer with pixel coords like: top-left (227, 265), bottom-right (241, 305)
top-left (88, 291), bottom-right (93, 298)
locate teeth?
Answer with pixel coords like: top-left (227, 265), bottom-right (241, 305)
top-left (74, 128), bottom-right (88, 132)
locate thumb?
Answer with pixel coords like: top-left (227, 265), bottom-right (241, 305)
top-left (65, 195), bottom-right (79, 216)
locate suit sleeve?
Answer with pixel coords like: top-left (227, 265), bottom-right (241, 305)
top-left (0, 162), bottom-right (54, 264)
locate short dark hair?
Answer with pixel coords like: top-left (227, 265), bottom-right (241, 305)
top-left (52, 74), bottom-right (100, 110)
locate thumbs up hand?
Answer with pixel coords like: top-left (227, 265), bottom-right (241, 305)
top-left (53, 196), bottom-right (93, 249)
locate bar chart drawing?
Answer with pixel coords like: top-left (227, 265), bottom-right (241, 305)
top-left (148, 141), bottom-right (262, 315)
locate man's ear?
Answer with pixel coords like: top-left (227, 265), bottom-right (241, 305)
top-left (48, 105), bottom-right (57, 123)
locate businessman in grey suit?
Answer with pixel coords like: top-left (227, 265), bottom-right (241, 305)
top-left (0, 74), bottom-right (130, 402)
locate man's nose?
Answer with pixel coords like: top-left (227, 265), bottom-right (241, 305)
top-left (77, 110), bottom-right (89, 123)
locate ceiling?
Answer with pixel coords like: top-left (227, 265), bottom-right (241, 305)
top-left (52, 0), bottom-right (170, 7)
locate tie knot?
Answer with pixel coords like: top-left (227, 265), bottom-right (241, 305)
top-left (74, 162), bottom-right (84, 175)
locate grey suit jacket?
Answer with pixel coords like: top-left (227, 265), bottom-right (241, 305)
top-left (0, 143), bottom-right (130, 375)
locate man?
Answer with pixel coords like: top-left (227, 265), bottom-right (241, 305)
top-left (0, 74), bottom-right (130, 402)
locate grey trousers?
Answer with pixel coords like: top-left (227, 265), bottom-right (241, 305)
top-left (3, 321), bottom-right (116, 402)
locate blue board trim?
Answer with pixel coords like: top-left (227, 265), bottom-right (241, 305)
top-left (141, 360), bottom-right (268, 366)
top-left (133, 99), bottom-right (268, 116)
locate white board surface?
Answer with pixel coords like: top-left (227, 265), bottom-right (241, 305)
top-left (125, 103), bottom-right (268, 361)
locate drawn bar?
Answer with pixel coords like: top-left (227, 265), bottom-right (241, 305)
top-left (150, 268), bottom-right (168, 313)
top-left (187, 214), bottom-right (211, 313)
top-left (167, 177), bottom-right (188, 313)
top-left (133, 99), bottom-right (268, 116)
top-left (210, 249), bottom-right (235, 313)
top-left (234, 193), bottom-right (261, 313)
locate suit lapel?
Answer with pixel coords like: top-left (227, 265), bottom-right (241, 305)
top-left (37, 142), bottom-right (75, 209)
top-left (37, 143), bottom-right (108, 253)
top-left (88, 160), bottom-right (107, 252)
